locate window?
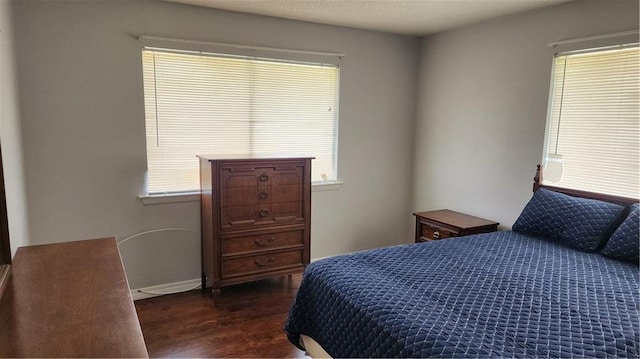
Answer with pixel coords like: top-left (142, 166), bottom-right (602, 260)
top-left (142, 49), bottom-right (339, 194)
top-left (543, 45), bottom-right (639, 198)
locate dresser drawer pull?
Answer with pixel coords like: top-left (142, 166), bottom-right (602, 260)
top-left (259, 191), bottom-right (269, 199)
top-left (254, 257), bottom-right (275, 267)
top-left (259, 173), bottom-right (269, 182)
top-left (254, 237), bottom-right (275, 246)
top-left (432, 231), bottom-right (440, 239)
top-left (258, 209), bottom-right (269, 217)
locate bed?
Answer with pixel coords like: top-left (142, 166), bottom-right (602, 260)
top-left (285, 166), bottom-right (639, 358)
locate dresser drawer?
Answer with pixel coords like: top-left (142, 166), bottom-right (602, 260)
top-left (221, 250), bottom-right (303, 279)
top-left (221, 231), bottom-right (303, 256)
top-left (220, 204), bottom-right (304, 229)
top-left (220, 185), bottom-right (304, 231)
top-left (419, 222), bottom-right (458, 241)
top-left (219, 162), bottom-right (303, 188)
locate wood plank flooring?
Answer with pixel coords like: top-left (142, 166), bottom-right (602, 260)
top-left (135, 274), bottom-right (307, 358)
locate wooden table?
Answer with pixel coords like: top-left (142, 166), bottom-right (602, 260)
top-left (0, 238), bottom-right (148, 358)
top-left (413, 209), bottom-right (499, 243)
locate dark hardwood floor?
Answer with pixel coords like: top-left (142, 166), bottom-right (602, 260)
top-left (135, 274), bottom-right (307, 358)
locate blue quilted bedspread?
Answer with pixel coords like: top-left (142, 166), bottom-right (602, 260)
top-left (285, 231), bottom-right (640, 358)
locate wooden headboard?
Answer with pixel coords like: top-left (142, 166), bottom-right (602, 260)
top-left (533, 164), bottom-right (638, 206)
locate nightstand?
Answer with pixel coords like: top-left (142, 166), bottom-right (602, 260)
top-left (413, 209), bottom-right (499, 243)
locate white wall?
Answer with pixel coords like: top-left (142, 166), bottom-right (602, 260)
top-left (11, 0), bottom-right (418, 289)
top-left (413, 0), bottom-right (639, 228)
top-left (0, 0), bottom-right (29, 256)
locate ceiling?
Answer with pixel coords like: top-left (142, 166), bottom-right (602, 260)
top-left (166, 0), bottom-right (572, 36)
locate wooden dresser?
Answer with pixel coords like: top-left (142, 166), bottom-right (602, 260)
top-left (0, 238), bottom-right (148, 358)
top-left (198, 155), bottom-right (312, 291)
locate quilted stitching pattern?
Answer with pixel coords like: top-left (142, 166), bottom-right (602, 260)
top-left (512, 188), bottom-right (625, 252)
top-left (285, 232), bottom-right (640, 358)
top-left (601, 203), bottom-right (639, 263)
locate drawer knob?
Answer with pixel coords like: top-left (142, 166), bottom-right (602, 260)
top-left (254, 237), bottom-right (275, 246)
top-left (432, 231), bottom-right (440, 239)
top-left (259, 173), bottom-right (269, 182)
top-left (259, 191), bottom-right (269, 199)
top-left (254, 257), bottom-right (275, 267)
top-left (258, 209), bottom-right (269, 217)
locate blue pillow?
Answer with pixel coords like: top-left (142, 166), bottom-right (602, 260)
top-left (601, 203), bottom-right (639, 263)
top-left (513, 188), bottom-right (625, 252)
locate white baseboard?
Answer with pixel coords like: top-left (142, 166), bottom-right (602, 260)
top-left (132, 257), bottom-right (337, 301)
top-left (131, 278), bottom-right (201, 301)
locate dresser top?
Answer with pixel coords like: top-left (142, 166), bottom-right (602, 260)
top-left (0, 238), bottom-right (148, 358)
top-left (197, 154), bottom-right (315, 161)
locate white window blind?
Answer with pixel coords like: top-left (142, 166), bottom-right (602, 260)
top-left (142, 49), bottom-right (339, 194)
top-left (543, 46), bottom-right (639, 198)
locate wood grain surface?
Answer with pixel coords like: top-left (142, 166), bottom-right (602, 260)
top-left (135, 274), bottom-right (306, 358)
top-left (413, 209), bottom-right (499, 229)
top-left (0, 238), bottom-right (148, 358)
top-left (200, 157), bottom-right (312, 290)
top-left (413, 210), bottom-right (499, 243)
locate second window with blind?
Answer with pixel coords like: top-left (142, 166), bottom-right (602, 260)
top-left (142, 49), bottom-right (340, 195)
top-left (542, 45), bottom-right (639, 199)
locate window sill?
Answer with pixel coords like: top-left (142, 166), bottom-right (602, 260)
top-left (139, 181), bottom-right (343, 205)
top-left (312, 181), bottom-right (344, 192)
top-left (139, 192), bottom-right (201, 205)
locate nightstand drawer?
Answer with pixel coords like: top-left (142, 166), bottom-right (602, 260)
top-left (420, 222), bottom-right (457, 241)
